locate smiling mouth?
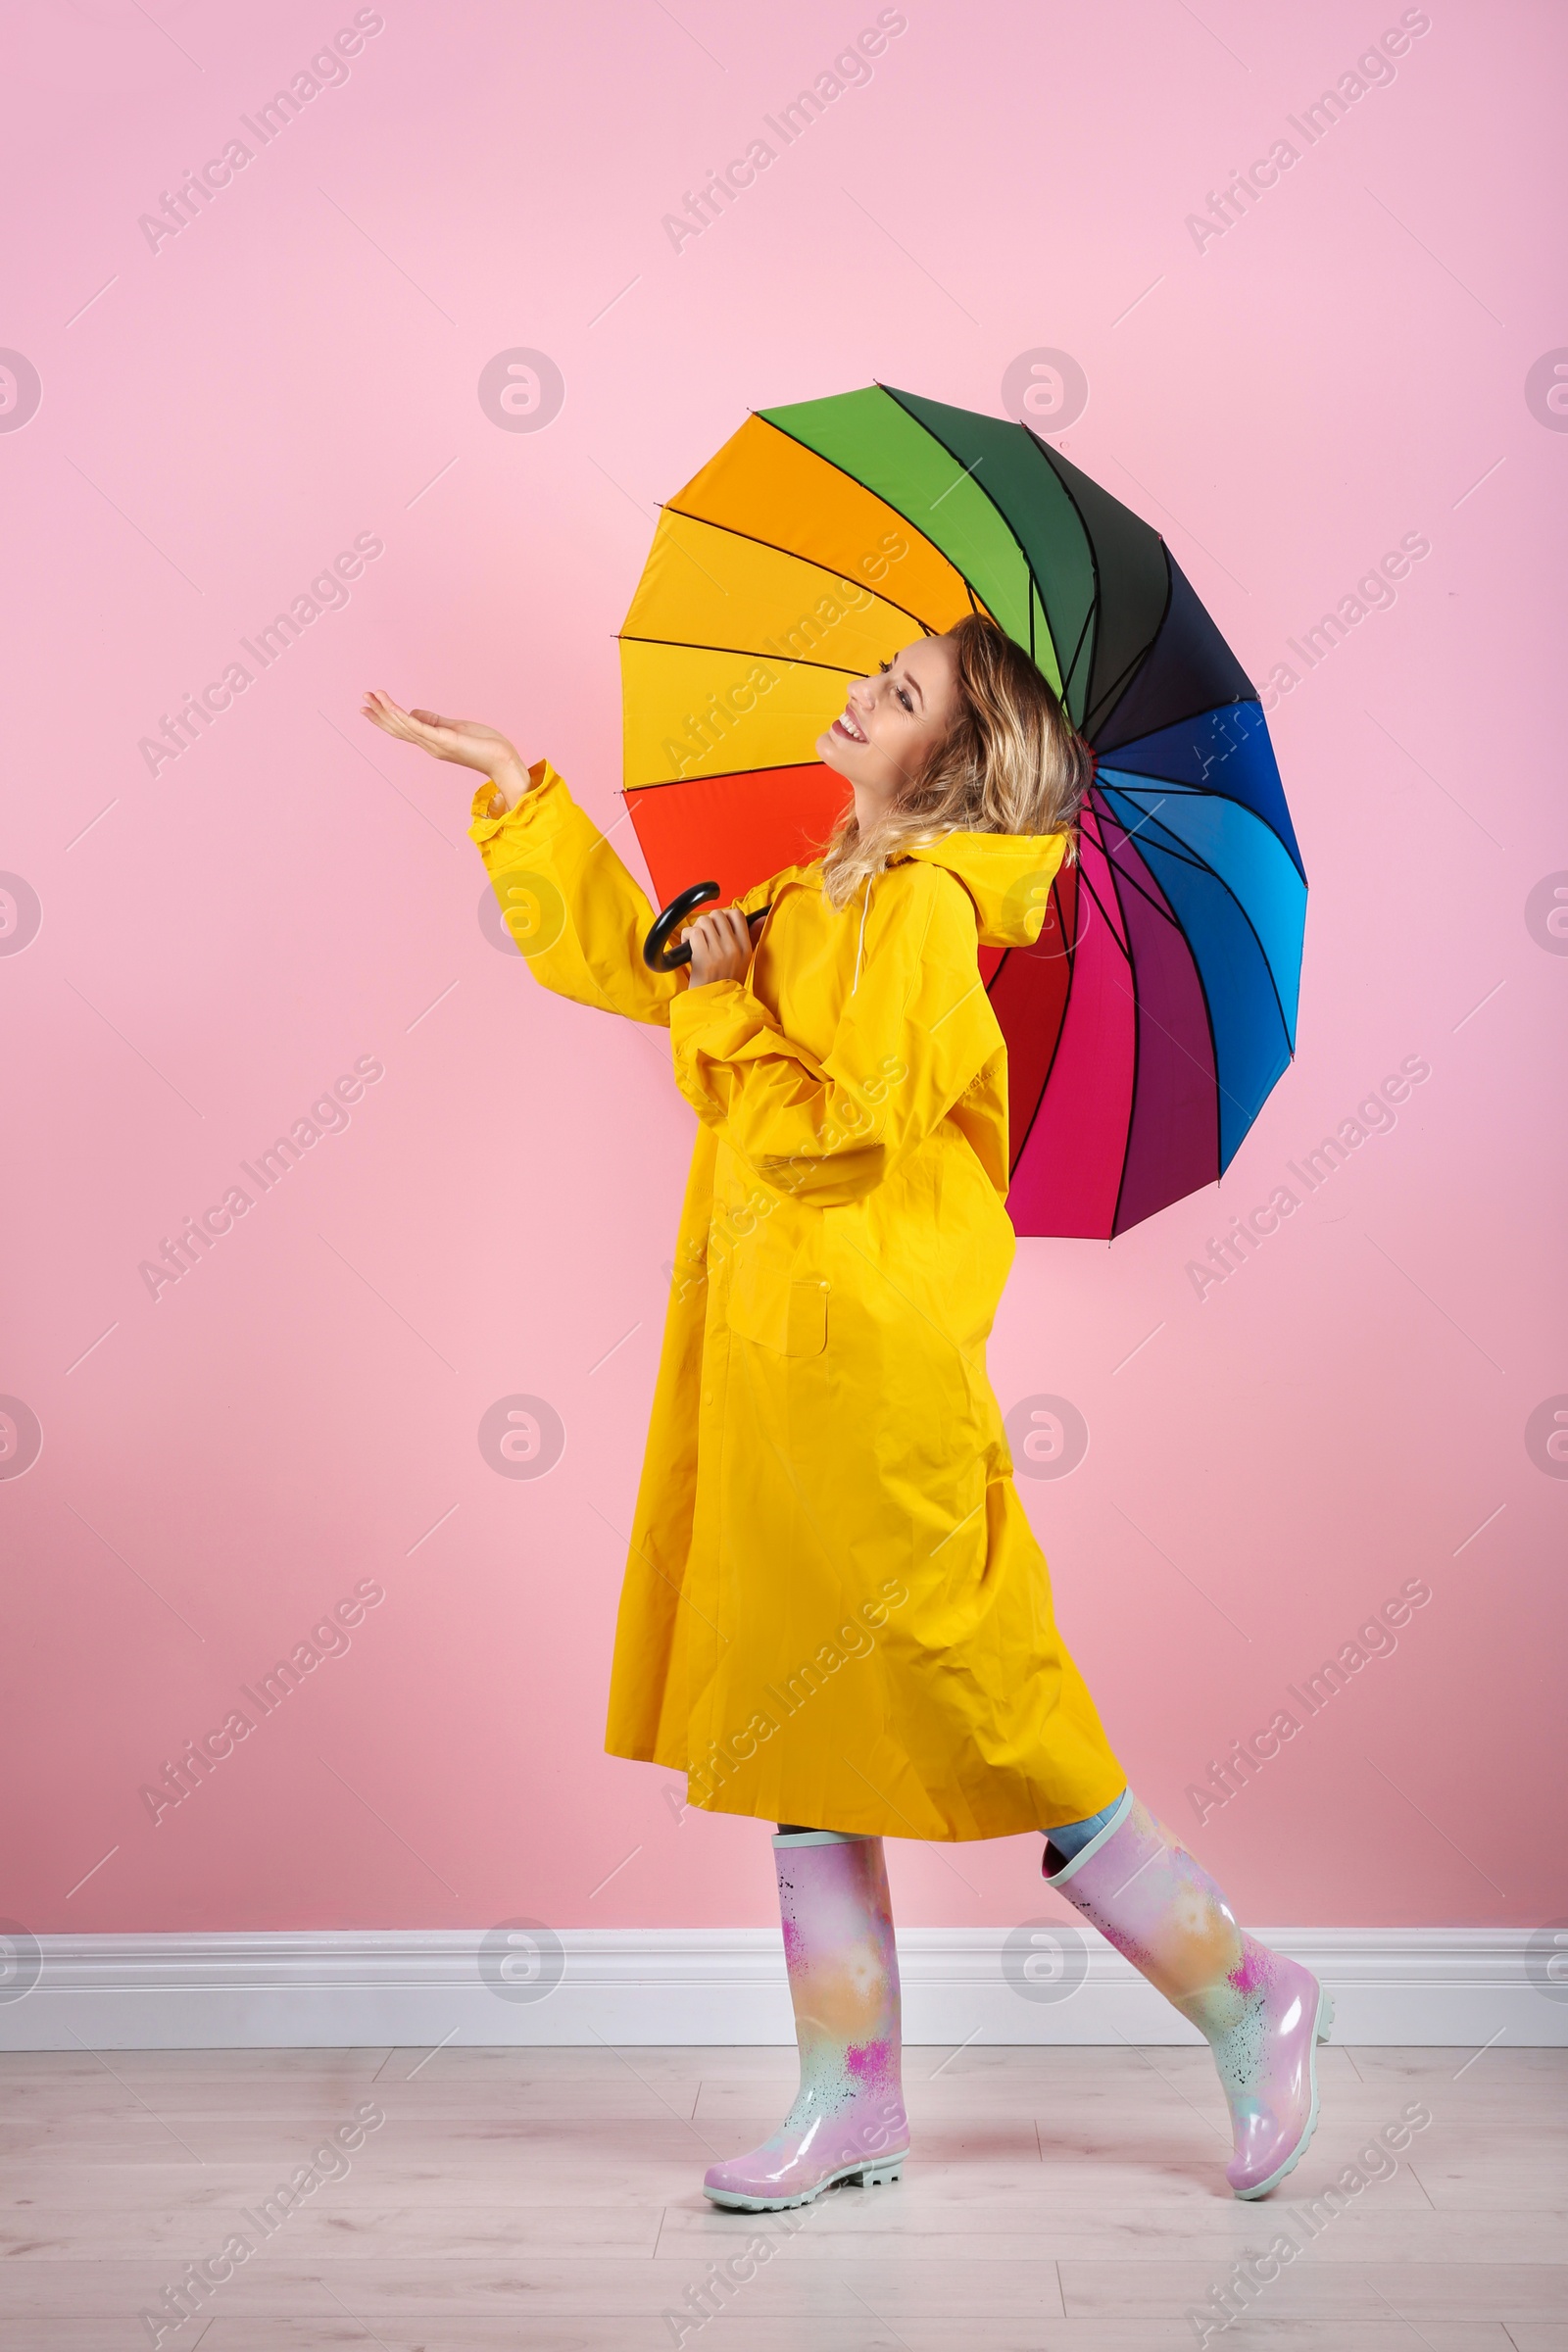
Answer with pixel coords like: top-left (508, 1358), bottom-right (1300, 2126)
top-left (832, 710), bottom-right (867, 745)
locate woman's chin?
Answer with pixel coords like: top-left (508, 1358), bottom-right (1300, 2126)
top-left (815, 730), bottom-right (851, 775)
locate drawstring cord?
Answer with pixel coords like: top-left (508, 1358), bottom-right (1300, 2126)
top-left (852, 877), bottom-right (872, 995)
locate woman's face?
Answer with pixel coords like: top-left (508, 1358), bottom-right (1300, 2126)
top-left (815, 634), bottom-right (961, 830)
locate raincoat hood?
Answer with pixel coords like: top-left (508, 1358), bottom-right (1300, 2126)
top-left (899, 829), bottom-right (1070, 949)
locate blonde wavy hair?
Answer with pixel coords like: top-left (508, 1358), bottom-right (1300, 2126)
top-left (818, 612), bottom-right (1095, 911)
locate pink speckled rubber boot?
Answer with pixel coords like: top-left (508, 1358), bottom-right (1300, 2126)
top-left (703, 1832), bottom-right (908, 2212)
top-left (1045, 1791), bottom-right (1334, 2198)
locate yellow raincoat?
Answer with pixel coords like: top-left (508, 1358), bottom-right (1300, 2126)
top-left (470, 761), bottom-right (1125, 1840)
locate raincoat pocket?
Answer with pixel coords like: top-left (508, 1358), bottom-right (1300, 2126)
top-left (727, 1273), bottom-right (829, 1356)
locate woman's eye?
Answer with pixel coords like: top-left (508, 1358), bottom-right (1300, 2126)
top-left (898, 689), bottom-right (912, 711)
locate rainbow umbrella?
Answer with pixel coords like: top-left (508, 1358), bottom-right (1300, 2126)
top-left (618, 386), bottom-right (1306, 1238)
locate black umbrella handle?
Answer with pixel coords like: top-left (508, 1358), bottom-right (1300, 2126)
top-left (644, 881), bottom-right (772, 971)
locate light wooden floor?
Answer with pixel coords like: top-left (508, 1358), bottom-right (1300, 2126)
top-left (1, 2040), bottom-right (1563, 2349)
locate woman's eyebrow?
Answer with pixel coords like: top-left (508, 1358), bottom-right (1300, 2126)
top-left (903, 668), bottom-right (924, 707)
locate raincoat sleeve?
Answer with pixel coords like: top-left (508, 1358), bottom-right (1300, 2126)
top-left (667, 861), bottom-right (1004, 1209)
top-left (467, 760), bottom-right (682, 1026)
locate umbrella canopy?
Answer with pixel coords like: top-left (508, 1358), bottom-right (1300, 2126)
top-left (618, 385), bottom-right (1306, 1238)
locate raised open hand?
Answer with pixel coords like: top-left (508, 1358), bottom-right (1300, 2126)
top-left (362, 691), bottom-right (526, 791)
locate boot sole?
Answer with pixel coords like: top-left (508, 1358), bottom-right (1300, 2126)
top-left (703, 2151), bottom-right (909, 2213)
top-left (1233, 1985), bottom-right (1336, 2201)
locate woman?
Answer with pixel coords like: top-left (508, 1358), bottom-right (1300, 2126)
top-left (363, 616), bottom-right (1331, 2215)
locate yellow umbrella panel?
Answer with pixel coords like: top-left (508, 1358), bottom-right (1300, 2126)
top-left (620, 516), bottom-right (916, 789)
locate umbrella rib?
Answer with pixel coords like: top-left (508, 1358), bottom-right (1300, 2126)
top-left (1092, 826), bottom-right (1186, 928)
top-left (1078, 549), bottom-right (1178, 740)
top-left (1104, 940), bottom-right (1251, 1133)
top-left (1096, 806), bottom-right (1236, 1178)
top-left (1058, 594), bottom-right (1098, 711)
top-left (1021, 426), bottom-right (1117, 726)
top-left (1101, 866), bottom-right (1182, 932)
top-left (1102, 817), bottom-right (1146, 1238)
top-left (1086, 804), bottom-right (1290, 1148)
top-left (1083, 632), bottom-right (1165, 741)
top-left (1084, 547), bottom-right (1175, 743)
top-left (877, 388), bottom-right (1062, 681)
top-left (1097, 805), bottom-right (1264, 1139)
top-left (1091, 775), bottom-right (1182, 858)
top-left (655, 499), bottom-right (952, 640)
top-left (1103, 817), bottom-right (1227, 883)
top-left (1098, 795), bottom-right (1227, 884)
top-left (1098, 776), bottom-right (1305, 887)
top-left (1010, 841), bottom-right (1254, 1197)
top-left (617, 629), bottom-right (860, 678)
top-left (1110, 775), bottom-right (1271, 800)
top-left (1098, 794), bottom-right (1298, 1055)
top-left (732, 414), bottom-right (991, 632)
top-left (1017, 429), bottom-right (1100, 711)
top-left (1100, 779), bottom-right (1302, 947)
top-left (1099, 727), bottom-right (1307, 879)
top-left (1102, 784), bottom-right (1279, 901)
top-left (1100, 818), bottom-right (1184, 889)
top-left (1103, 774), bottom-right (1243, 801)
top-left (1070, 864), bottom-right (1134, 965)
top-left (1003, 880), bottom-right (1084, 1177)
top-left (1008, 830), bottom-right (1262, 1199)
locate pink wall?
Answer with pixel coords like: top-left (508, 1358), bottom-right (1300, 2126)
top-left (4, 0), bottom-right (1563, 1944)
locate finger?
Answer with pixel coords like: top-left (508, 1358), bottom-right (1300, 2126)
top-left (363, 701), bottom-right (416, 737)
top-left (363, 693), bottom-right (422, 735)
top-left (373, 710), bottom-right (425, 742)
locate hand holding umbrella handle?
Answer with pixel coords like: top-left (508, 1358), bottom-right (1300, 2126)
top-left (644, 881), bottom-right (772, 971)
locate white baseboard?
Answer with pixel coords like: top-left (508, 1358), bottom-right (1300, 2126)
top-left (2, 1929), bottom-right (1559, 2050)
